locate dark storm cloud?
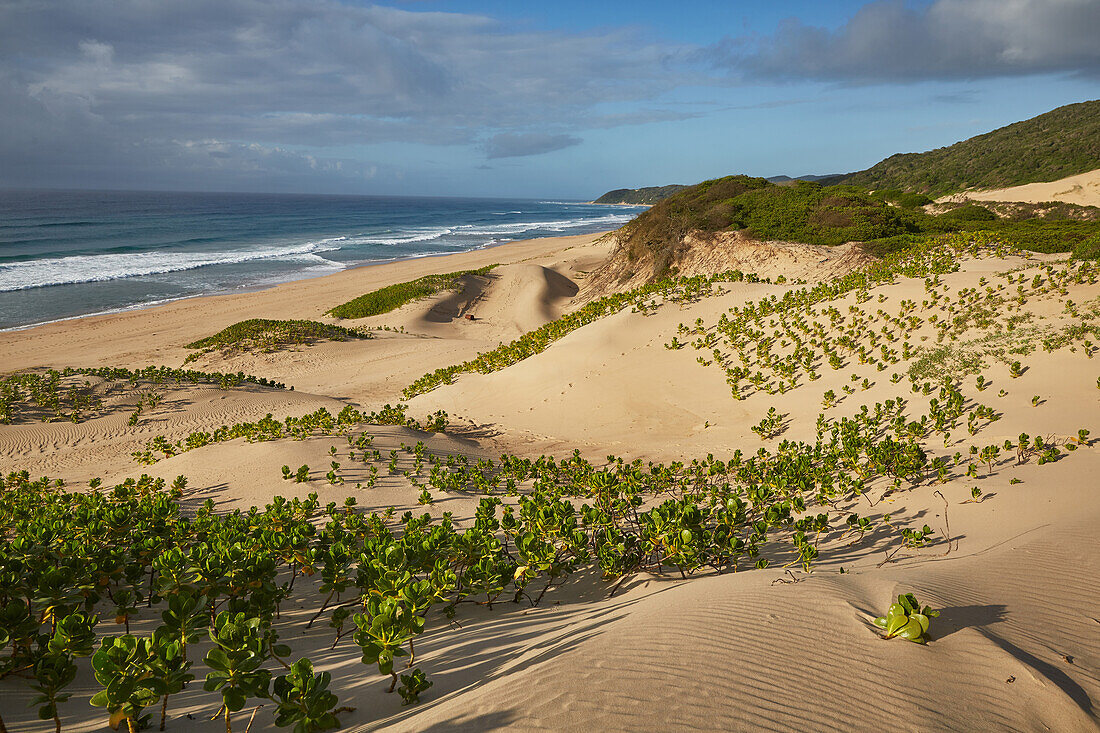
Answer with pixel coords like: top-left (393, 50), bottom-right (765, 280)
top-left (704, 0), bottom-right (1100, 83)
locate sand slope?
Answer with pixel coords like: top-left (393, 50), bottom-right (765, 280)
top-left (2, 232), bottom-right (1099, 732)
top-left (941, 168), bottom-right (1100, 208)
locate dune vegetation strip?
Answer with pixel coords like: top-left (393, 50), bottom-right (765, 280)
top-left (131, 403), bottom-right (450, 465)
top-left (327, 265), bottom-right (498, 319)
top-left (0, 365), bottom-right (285, 424)
top-left (184, 318), bottom-right (370, 362)
top-left (401, 269), bottom-right (770, 399)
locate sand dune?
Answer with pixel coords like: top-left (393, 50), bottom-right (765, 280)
top-left (2, 231), bottom-right (1099, 732)
top-left (583, 230), bottom-right (874, 297)
top-left (940, 168), bottom-right (1100, 208)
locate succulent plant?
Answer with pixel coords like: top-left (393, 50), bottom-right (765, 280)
top-left (874, 593), bottom-right (939, 644)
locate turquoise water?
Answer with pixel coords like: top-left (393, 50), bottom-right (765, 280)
top-left (0, 190), bottom-right (643, 330)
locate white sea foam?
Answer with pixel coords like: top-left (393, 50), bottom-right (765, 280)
top-left (451, 213), bottom-right (633, 236)
top-left (0, 238), bottom-right (344, 292)
top-left (0, 212), bottom-right (632, 294)
top-left (347, 227), bottom-right (453, 246)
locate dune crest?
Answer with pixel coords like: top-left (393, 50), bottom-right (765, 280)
top-left (939, 168), bottom-right (1100, 208)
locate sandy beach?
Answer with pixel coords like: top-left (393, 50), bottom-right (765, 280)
top-left (2, 228), bottom-right (1099, 732)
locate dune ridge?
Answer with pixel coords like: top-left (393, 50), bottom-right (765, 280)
top-left (940, 168), bottom-right (1100, 208)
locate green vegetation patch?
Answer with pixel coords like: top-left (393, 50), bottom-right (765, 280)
top-left (614, 176), bottom-right (942, 278)
top-left (907, 345), bottom-right (988, 383)
top-left (184, 319), bottom-right (368, 362)
top-left (842, 100), bottom-right (1100, 195)
top-left (1073, 233), bottom-right (1100, 261)
top-left (612, 174), bottom-right (1100, 275)
top-left (327, 266), bottom-right (497, 319)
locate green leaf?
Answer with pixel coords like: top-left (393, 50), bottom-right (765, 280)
top-left (885, 613), bottom-right (908, 636)
top-left (223, 686), bottom-right (247, 712)
top-left (897, 618), bottom-right (924, 641)
top-left (204, 647), bottom-right (230, 671)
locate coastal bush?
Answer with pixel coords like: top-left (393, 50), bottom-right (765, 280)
top-left (185, 319), bottom-right (369, 362)
top-left (613, 177), bottom-right (937, 276)
top-left (940, 204), bottom-right (997, 222)
top-left (1072, 234), bottom-right (1100, 261)
top-left (328, 266), bottom-right (497, 319)
top-left (607, 172), bottom-right (1099, 270)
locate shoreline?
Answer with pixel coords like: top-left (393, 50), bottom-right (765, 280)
top-left (0, 230), bottom-right (616, 338)
top-left (0, 230), bottom-right (614, 374)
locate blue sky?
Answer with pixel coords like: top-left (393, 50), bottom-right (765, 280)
top-left (0, 0), bottom-right (1097, 198)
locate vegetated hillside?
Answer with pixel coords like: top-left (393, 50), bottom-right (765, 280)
top-left (592, 185), bottom-right (689, 205)
top-left (842, 99), bottom-right (1100, 195)
top-left (589, 174), bottom-right (1100, 289)
top-left (600, 176), bottom-right (938, 281)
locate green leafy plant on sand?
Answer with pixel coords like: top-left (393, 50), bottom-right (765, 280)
top-left (328, 266), bottom-right (498, 319)
top-left (185, 319), bottom-right (369, 362)
top-left (874, 593), bottom-right (939, 643)
top-left (270, 658), bottom-right (346, 733)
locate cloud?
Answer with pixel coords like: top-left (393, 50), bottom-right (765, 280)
top-left (483, 132), bottom-right (583, 159)
top-left (703, 0), bottom-right (1100, 83)
top-left (0, 0), bottom-right (698, 188)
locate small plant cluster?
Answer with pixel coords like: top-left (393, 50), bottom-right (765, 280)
top-left (874, 593), bottom-right (939, 644)
top-left (328, 266), bottom-right (498, 319)
top-left (750, 407), bottom-right (786, 439)
top-left (184, 319), bottom-right (370, 362)
top-left (132, 404), bottom-right (448, 465)
top-left (1, 366), bottom-right (285, 424)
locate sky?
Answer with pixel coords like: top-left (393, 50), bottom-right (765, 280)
top-left (0, 0), bottom-right (1098, 199)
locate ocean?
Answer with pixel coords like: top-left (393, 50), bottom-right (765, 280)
top-left (0, 189), bottom-right (645, 331)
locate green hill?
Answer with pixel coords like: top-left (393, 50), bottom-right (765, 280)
top-left (609, 174), bottom-right (1099, 281)
top-left (612, 176), bottom-right (937, 277)
top-left (593, 185), bottom-right (689, 205)
top-left (842, 100), bottom-right (1100, 195)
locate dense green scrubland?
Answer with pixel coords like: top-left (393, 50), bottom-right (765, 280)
top-left (598, 100), bottom-right (1100, 206)
top-left (839, 99), bottom-right (1100, 194)
top-left (612, 175), bottom-right (1100, 280)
